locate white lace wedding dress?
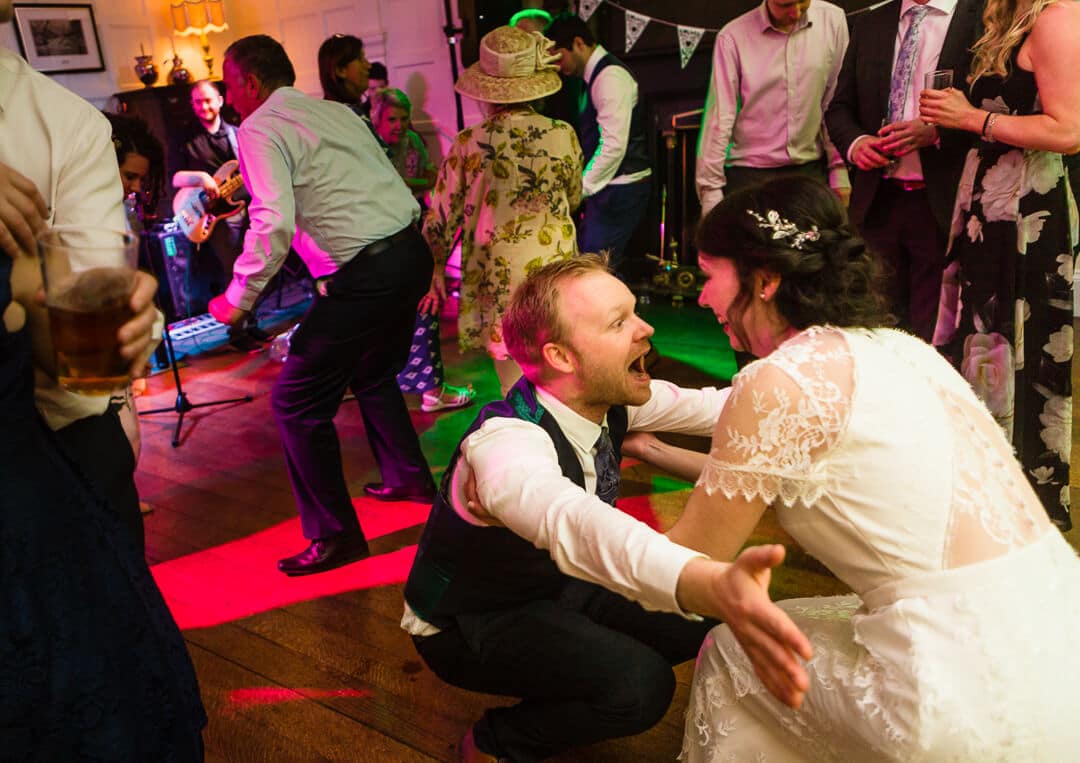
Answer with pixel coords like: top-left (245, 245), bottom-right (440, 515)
top-left (682, 327), bottom-right (1080, 762)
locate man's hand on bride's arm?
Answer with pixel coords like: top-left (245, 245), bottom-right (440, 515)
top-left (621, 431), bottom-right (708, 484)
top-left (676, 546), bottom-right (813, 710)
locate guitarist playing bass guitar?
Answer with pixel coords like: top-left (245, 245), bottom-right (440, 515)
top-left (173, 159), bottom-right (245, 244)
top-left (172, 79), bottom-right (265, 351)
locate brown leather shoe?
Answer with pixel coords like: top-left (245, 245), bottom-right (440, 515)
top-left (459, 729), bottom-right (499, 763)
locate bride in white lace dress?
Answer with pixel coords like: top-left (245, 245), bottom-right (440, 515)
top-left (671, 176), bottom-right (1080, 761)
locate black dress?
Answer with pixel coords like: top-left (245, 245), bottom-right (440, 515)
top-left (0, 254), bottom-right (207, 759)
top-left (933, 43), bottom-right (1076, 529)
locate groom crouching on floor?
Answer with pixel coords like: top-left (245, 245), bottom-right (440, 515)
top-left (401, 254), bottom-right (813, 761)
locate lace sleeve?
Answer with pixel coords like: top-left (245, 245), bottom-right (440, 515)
top-left (697, 328), bottom-right (853, 507)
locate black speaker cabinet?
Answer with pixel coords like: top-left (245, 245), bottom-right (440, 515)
top-left (141, 224), bottom-right (225, 322)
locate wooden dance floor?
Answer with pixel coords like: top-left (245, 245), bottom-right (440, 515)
top-left (134, 301), bottom-right (1080, 762)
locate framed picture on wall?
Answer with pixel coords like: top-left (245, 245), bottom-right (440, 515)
top-left (11, 3), bottom-right (105, 74)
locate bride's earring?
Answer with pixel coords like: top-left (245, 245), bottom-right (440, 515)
top-left (759, 290), bottom-right (767, 300)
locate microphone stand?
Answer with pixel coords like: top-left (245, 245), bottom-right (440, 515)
top-left (139, 319), bottom-right (253, 448)
top-left (442, 0), bottom-right (465, 131)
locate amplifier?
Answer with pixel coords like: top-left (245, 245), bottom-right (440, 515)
top-left (645, 248), bottom-right (701, 300)
top-left (141, 223), bottom-right (224, 322)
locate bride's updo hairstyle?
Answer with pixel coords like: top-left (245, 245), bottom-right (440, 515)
top-left (696, 175), bottom-right (892, 339)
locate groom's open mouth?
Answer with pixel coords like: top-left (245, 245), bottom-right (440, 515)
top-left (629, 351), bottom-right (650, 381)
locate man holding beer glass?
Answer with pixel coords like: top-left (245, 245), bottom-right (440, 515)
top-left (1, 25), bottom-right (160, 549)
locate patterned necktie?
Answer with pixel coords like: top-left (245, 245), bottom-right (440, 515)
top-left (594, 426), bottom-right (620, 506)
top-left (887, 4), bottom-right (931, 124)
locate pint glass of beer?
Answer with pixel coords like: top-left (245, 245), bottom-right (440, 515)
top-left (38, 226), bottom-right (139, 394)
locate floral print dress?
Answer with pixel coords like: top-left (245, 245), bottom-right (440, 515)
top-left (933, 44), bottom-right (1078, 529)
top-left (422, 107), bottom-right (583, 357)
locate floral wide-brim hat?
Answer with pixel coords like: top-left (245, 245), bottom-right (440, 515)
top-left (455, 25), bottom-right (562, 104)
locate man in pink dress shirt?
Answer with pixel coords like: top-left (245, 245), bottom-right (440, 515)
top-left (696, 0), bottom-right (850, 217)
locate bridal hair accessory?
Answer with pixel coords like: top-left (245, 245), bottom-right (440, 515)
top-left (748, 209), bottom-right (821, 251)
top-left (455, 26), bottom-right (562, 104)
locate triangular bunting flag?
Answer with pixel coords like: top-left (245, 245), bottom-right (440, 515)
top-left (579, 0), bottom-right (602, 22)
top-left (624, 10), bottom-right (650, 52)
top-left (677, 25), bottom-right (705, 69)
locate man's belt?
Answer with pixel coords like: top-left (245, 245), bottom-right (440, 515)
top-left (315, 225), bottom-right (419, 296)
top-left (357, 225), bottom-right (417, 257)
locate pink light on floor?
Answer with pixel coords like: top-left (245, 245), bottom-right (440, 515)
top-left (151, 499), bottom-right (431, 630)
top-left (152, 468), bottom-right (671, 630)
top-left (223, 687), bottom-right (372, 717)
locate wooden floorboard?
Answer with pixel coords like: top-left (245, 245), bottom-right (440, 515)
top-left (189, 640), bottom-right (434, 762)
top-left (132, 302), bottom-right (1078, 761)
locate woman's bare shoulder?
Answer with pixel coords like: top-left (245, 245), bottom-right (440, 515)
top-left (1025, 1), bottom-right (1080, 71)
top-left (1033, 0), bottom-right (1080, 34)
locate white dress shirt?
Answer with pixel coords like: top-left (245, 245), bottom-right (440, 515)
top-left (401, 379), bottom-right (732, 636)
top-left (581, 45), bottom-right (652, 197)
top-left (225, 86), bottom-right (420, 311)
top-left (696, 0), bottom-right (850, 213)
top-left (0, 46), bottom-right (127, 430)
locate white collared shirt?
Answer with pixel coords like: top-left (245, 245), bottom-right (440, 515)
top-left (696, 0), bottom-right (851, 213)
top-left (400, 379), bottom-right (732, 636)
top-left (0, 46), bottom-right (128, 430)
top-left (581, 45), bottom-right (652, 197)
top-left (225, 87), bottom-right (420, 311)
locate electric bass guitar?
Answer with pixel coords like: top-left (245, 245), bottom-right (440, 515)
top-left (172, 159), bottom-right (246, 244)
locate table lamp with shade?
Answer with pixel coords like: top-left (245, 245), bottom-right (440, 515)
top-left (170, 0), bottom-right (228, 78)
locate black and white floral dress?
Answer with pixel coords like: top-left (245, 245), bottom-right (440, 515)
top-left (933, 42), bottom-right (1078, 530)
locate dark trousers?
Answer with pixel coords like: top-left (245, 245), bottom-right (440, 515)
top-left (413, 579), bottom-right (716, 762)
top-left (271, 227), bottom-right (436, 540)
top-left (54, 406), bottom-right (143, 551)
top-left (724, 158), bottom-right (828, 196)
top-left (859, 184), bottom-right (947, 342)
top-left (579, 177), bottom-right (652, 277)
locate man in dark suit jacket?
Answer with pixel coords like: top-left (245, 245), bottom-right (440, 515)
top-left (826, 0), bottom-right (980, 342)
